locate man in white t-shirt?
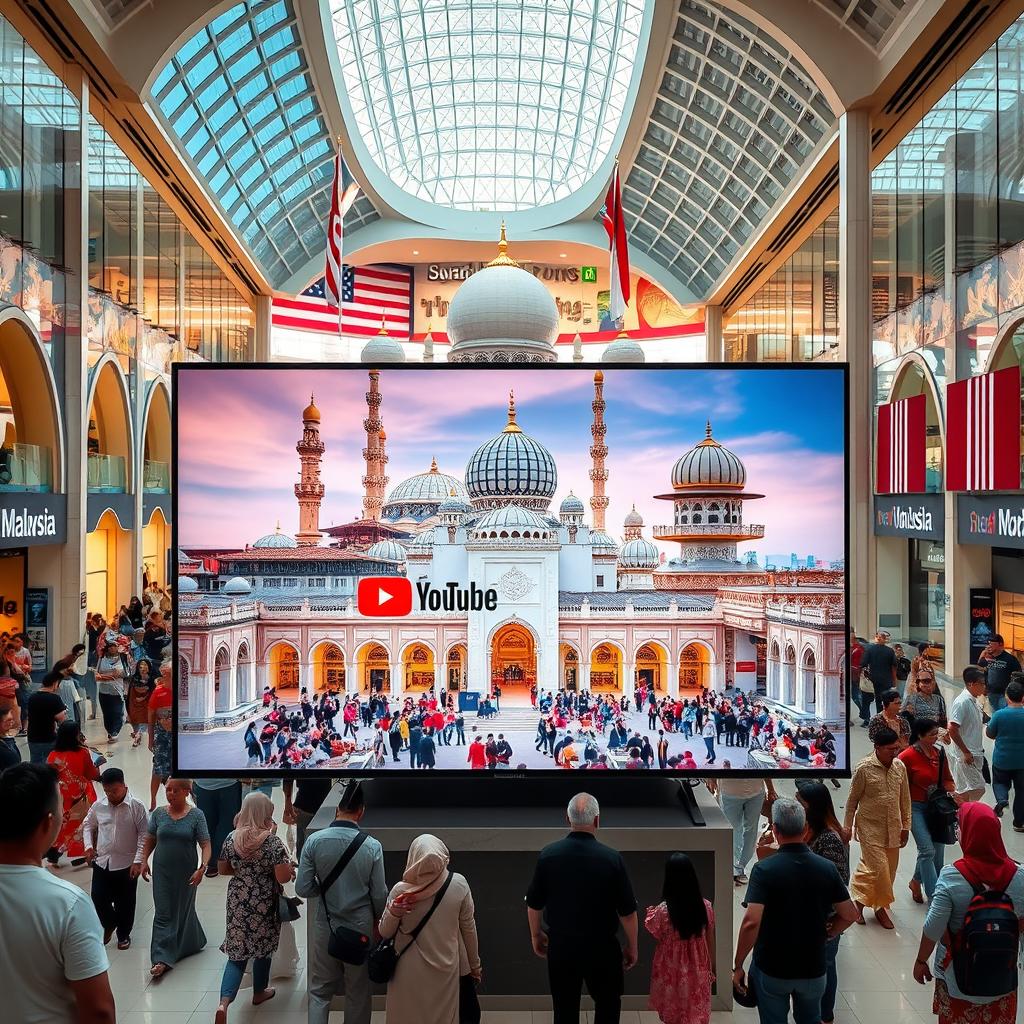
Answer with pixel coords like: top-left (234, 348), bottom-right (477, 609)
top-left (947, 666), bottom-right (987, 802)
top-left (0, 762), bottom-right (114, 1024)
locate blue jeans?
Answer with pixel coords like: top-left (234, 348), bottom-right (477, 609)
top-left (988, 692), bottom-right (1007, 713)
top-left (28, 740), bottom-right (54, 764)
top-left (910, 801), bottom-right (945, 899)
top-left (704, 737), bottom-right (715, 761)
top-left (194, 782), bottom-right (242, 864)
top-left (992, 765), bottom-right (1024, 825)
top-left (220, 956), bottom-right (271, 1001)
top-left (749, 964), bottom-right (826, 1024)
top-left (821, 936), bottom-right (840, 1022)
top-left (98, 691), bottom-right (124, 737)
top-left (721, 792), bottom-right (762, 876)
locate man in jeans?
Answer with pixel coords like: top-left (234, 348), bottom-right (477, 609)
top-left (986, 675), bottom-right (1024, 831)
top-left (191, 779), bottom-right (242, 876)
top-left (733, 799), bottom-right (858, 1024)
top-left (710, 776), bottom-right (776, 885)
top-left (296, 782), bottom-right (387, 1024)
top-left (94, 638), bottom-right (128, 743)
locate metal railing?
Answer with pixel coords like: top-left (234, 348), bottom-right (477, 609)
top-left (653, 523), bottom-right (765, 538)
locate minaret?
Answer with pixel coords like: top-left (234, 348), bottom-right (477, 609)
top-left (572, 331), bottom-right (583, 362)
top-left (362, 370), bottom-right (389, 521)
top-left (589, 370), bottom-right (608, 531)
top-left (423, 323), bottom-right (434, 362)
top-left (623, 505), bottom-right (643, 540)
top-left (294, 394), bottom-right (325, 547)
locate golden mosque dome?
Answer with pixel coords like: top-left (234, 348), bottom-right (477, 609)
top-left (670, 420), bottom-right (747, 490)
top-left (302, 393), bottom-right (321, 422)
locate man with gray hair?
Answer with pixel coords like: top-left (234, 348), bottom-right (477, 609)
top-left (733, 798), bottom-right (858, 1024)
top-left (526, 792), bottom-right (637, 1023)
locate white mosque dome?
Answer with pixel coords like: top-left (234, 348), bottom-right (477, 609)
top-left (447, 227), bottom-right (558, 364)
top-left (559, 492), bottom-right (585, 514)
top-left (222, 576), bottom-right (252, 595)
top-left (624, 505), bottom-right (643, 527)
top-left (589, 530), bottom-right (619, 554)
top-left (671, 421), bottom-right (747, 490)
top-left (360, 322), bottom-right (406, 363)
top-left (367, 539), bottom-right (407, 563)
top-left (465, 393), bottom-right (557, 508)
top-left (601, 331), bottom-right (645, 363)
top-left (384, 460), bottom-right (468, 515)
top-left (252, 524), bottom-right (297, 548)
top-left (439, 490), bottom-right (472, 514)
top-left (470, 504), bottom-right (554, 540)
top-left (177, 575), bottom-right (198, 592)
top-left (407, 530), bottom-right (436, 554)
top-left (619, 537), bottom-right (659, 569)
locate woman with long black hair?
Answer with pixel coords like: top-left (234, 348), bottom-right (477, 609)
top-left (645, 852), bottom-right (714, 1024)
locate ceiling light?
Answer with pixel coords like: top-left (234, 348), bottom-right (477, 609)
top-left (412, 249), bottom-right (419, 255)
top-left (559, 253), bottom-right (567, 258)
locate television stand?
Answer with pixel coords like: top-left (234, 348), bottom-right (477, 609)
top-left (677, 779), bottom-right (707, 826)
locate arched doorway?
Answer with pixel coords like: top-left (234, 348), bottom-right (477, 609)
top-left (357, 643), bottom-right (390, 694)
top-left (86, 359), bottom-right (132, 492)
top-left (403, 643), bottom-right (435, 694)
top-left (0, 307), bottom-right (62, 492)
top-left (142, 381), bottom-right (171, 493)
top-left (768, 640), bottom-right (781, 699)
top-left (86, 508), bottom-right (131, 618)
top-left (678, 643), bottom-right (709, 691)
top-left (559, 643), bottom-right (579, 691)
top-left (887, 359), bottom-right (944, 491)
top-left (446, 644), bottom-right (466, 693)
top-left (783, 645), bottom-right (797, 706)
top-left (236, 642), bottom-right (251, 704)
top-left (214, 646), bottom-right (231, 712)
top-left (801, 648), bottom-right (816, 709)
top-left (590, 642), bottom-right (622, 694)
top-left (491, 624), bottom-right (536, 698)
top-left (635, 643), bottom-right (667, 692)
top-left (313, 642), bottom-right (346, 692)
top-left (268, 643), bottom-right (299, 692)
top-left (142, 507), bottom-right (169, 590)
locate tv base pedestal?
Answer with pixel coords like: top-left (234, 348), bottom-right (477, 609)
top-left (305, 778), bottom-right (734, 1012)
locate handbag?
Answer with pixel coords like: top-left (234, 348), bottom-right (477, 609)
top-left (924, 748), bottom-right (959, 845)
top-left (278, 893), bottom-right (302, 923)
top-left (317, 831), bottom-right (371, 964)
top-left (368, 872), bottom-right (453, 984)
top-left (859, 670), bottom-right (875, 695)
top-left (459, 974), bottom-right (481, 1024)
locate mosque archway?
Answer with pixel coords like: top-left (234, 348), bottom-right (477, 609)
top-left (356, 642), bottom-right (391, 694)
top-left (590, 642), bottom-right (622, 694)
top-left (635, 642), bottom-right (668, 692)
top-left (142, 381), bottom-right (171, 493)
top-left (403, 642), bottom-right (435, 694)
top-left (86, 357), bottom-right (133, 493)
top-left (783, 644), bottom-right (797, 706)
top-left (559, 643), bottom-right (579, 692)
top-left (446, 643), bottom-right (466, 694)
top-left (801, 648), bottom-right (817, 710)
top-left (312, 641), bottom-right (346, 692)
top-left (491, 623), bottom-right (536, 697)
top-left (214, 646), bottom-right (231, 713)
top-left (678, 642), bottom-right (709, 691)
top-left (268, 642), bottom-right (300, 692)
top-left (86, 508), bottom-right (132, 618)
top-left (236, 642), bottom-right (252, 704)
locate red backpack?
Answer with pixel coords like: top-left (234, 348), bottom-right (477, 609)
top-left (948, 879), bottom-right (1019, 998)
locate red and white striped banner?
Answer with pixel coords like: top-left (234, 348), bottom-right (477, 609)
top-left (946, 365), bottom-right (1021, 491)
top-left (876, 394), bottom-right (926, 494)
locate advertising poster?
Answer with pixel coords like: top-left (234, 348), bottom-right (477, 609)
top-left (25, 586), bottom-right (49, 671)
top-left (969, 587), bottom-right (995, 664)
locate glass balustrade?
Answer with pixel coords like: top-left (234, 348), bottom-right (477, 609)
top-left (143, 459), bottom-right (170, 492)
top-left (87, 453), bottom-right (127, 492)
top-left (0, 443), bottom-right (53, 491)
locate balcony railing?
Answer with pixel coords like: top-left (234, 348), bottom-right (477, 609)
top-left (0, 443), bottom-right (52, 491)
top-left (653, 523), bottom-right (765, 539)
top-left (143, 459), bottom-right (170, 492)
top-left (87, 453), bottom-right (126, 493)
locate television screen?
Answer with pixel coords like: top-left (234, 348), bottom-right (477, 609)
top-left (173, 363), bottom-right (848, 776)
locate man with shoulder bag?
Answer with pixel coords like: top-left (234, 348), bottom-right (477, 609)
top-left (296, 781), bottom-right (387, 1024)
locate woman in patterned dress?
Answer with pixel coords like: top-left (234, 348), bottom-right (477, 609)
top-left (46, 720), bottom-right (100, 863)
top-left (214, 792), bottom-right (294, 1023)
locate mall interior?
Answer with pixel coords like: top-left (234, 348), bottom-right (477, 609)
top-left (2, 0), bottom-right (1024, 1022)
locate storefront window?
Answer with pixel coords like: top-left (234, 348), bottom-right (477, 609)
top-left (908, 540), bottom-right (945, 670)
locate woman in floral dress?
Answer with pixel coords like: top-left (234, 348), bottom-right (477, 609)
top-left (214, 792), bottom-right (294, 1024)
top-left (46, 720), bottom-right (100, 863)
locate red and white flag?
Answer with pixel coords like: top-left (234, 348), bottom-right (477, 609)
top-left (323, 150), bottom-right (360, 318)
top-left (876, 395), bottom-right (926, 494)
top-left (946, 365), bottom-right (1021, 490)
top-left (601, 164), bottom-right (630, 323)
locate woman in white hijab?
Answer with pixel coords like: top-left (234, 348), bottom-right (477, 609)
top-left (379, 833), bottom-right (482, 1024)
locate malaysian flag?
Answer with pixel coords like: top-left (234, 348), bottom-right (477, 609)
top-left (947, 365), bottom-right (1021, 490)
top-left (876, 394), bottom-right (926, 494)
top-left (272, 266), bottom-right (413, 336)
top-left (323, 151), bottom-right (360, 313)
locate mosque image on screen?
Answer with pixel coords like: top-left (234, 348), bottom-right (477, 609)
top-left (175, 366), bottom-right (847, 774)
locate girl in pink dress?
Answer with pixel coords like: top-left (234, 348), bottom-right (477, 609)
top-left (646, 853), bottom-right (714, 1024)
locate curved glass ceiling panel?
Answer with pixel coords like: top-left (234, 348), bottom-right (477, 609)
top-left (330, 0), bottom-right (647, 211)
top-left (150, 0), bottom-right (378, 287)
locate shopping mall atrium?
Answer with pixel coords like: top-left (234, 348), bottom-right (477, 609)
top-left (3, 0), bottom-right (1024, 1021)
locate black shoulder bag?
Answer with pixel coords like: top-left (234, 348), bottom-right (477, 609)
top-left (317, 831), bottom-right (371, 964)
top-left (368, 872), bottom-right (452, 984)
top-left (924, 747), bottom-right (959, 845)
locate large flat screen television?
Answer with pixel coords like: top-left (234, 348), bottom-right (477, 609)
top-left (172, 363), bottom-right (848, 776)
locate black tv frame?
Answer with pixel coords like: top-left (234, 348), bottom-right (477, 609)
top-left (171, 360), bottom-right (851, 780)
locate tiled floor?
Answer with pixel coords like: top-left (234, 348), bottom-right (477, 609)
top-left (26, 703), bottom-right (1023, 1024)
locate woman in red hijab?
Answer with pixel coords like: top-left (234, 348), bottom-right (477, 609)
top-left (912, 803), bottom-right (1022, 1024)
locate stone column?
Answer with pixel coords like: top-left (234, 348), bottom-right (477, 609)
top-left (299, 661), bottom-right (312, 694)
top-left (391, 662), bottom-right (402, 698)
top-left (710, 655), bottom-right (726, 692)
top-left (580, 661), bottom-right (591, 692)
top-left (256, 662), bottom-right (268, 696)
top-left (667, 660), bottom-right (678, 698)
top-left (347, 660), bottom-right (359, 696)
top-left (190, 672), bottom-right (214, 722)
top-left (704, 304), bottom-right (723, 362)
top-left (253, 294), bottom-right (273, 361)
top-left (839, 109), bottom-right (875, 637)
top-left (223, 662), bottom-right (237, 712)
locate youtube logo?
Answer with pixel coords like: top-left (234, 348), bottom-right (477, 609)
top-left (357, 577), bottom-right (413, 617)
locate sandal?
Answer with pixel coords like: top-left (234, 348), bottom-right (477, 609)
top-left (150, 963), bottom-right (171, 979)
top-left (875, 908), bottom-right (895, 929)
top-left (908, 879), bottom-right (923, 904)
top-left (252, 989), bottom-right (275, 1007)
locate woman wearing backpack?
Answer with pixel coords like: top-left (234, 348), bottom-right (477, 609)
top-left (912, 802), bottom-right (1024, 1024)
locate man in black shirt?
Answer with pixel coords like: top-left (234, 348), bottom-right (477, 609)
top-left (979, 633), bottom-right (1022, 713)
top-left (526, 792), bottom-right (637, 1024)
top-left (859, 630), bottom-right (896, 721)
top-left (26, 670), bottom-right (68, 763)
top-left (733, 798), bottom-right (858, 1024)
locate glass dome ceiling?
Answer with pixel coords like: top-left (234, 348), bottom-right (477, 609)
top-left (329, 0), bottom-right (648, 212)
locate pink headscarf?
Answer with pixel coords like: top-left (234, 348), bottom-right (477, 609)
top-left (389, 834), bottom-right (450, 904)
top-left (231, 792), bottom-right (277, 860)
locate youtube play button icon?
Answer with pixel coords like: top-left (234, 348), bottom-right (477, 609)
top-left (357, 576), bottom-right (413, 617)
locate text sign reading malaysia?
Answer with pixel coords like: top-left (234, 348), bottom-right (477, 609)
top-left (872, 494), bottom-right (944, 540)
top-left (0, 493), bottom-right (67, 549)
top-left (958, 494), bottom-right (1024, 548)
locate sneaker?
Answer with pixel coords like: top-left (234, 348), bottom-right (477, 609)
top-left (1014, 823), bottom-right (1024, 833)
top-left (994, 801), bottom-right (1008, 818)
top-left (204, 865), bottom-right (219, 878)
top-left (735, 873), bottom-right (749, 884)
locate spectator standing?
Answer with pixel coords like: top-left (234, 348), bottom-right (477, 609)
top-left (867, 689), bottom-right (911, 749)
top-left (0, 698), bottom-right (21, 770)
top-left (25, 669), bottom-right (67, 763)
top-left (192, 778), bottom-right (243, 878)
top-left (859, 630), bottom-right (897, 722)
top-left (296, 781), bottom-right (387, 1024)
top-left (282, 778), bottom-right (333, 858)
top-left (0, 763), bottom-right (116, 1024)
top-left (94, 638), bottom-right (128, 743)
top-left (700, 719), bottom-right (716, 764)
top-left (732, 798), bottom-right (857, 1024)
top-left (903, 672), bottom-right (946, 725)
top-left (977, 633), bottom-right (1021, 714)
top-left (378, 834), bottom-right (481, 1024)
top-left (126, 658), bottom-right (154, 748)
top-left (526, 793), bottom-right (638, 1024)
top-left (47, 721), bottom-right (100, 866)
top-left (947, 668), bottom-right (987, 802)
top-left (986, 676), bottom-right (1024, 830)
top-left (844, 726), bottom-right (911, 928)
top-left (707, 776), bottom-right (775, 885)
top-left (893, 644), bottom-right (912, 696)
top-left (83, 767), bottom-right (148, 950)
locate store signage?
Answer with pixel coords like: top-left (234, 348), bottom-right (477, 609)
top-left (735, 661), bottom-right (756, 672)
top-left (25, 587), bottom-right (48, 671)
top-left (959, 494), bottom-right (1024, 548)
top-left (969, 587), bottom-right (995, 663)
top-left (0, 493), bottom-right (67, 549)
top-left (426, 262), bottom-right (582, 284)
top-left (581, 266), bottom-right (598, 283)
top-left (872, 494), bottom-right (944, 540)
